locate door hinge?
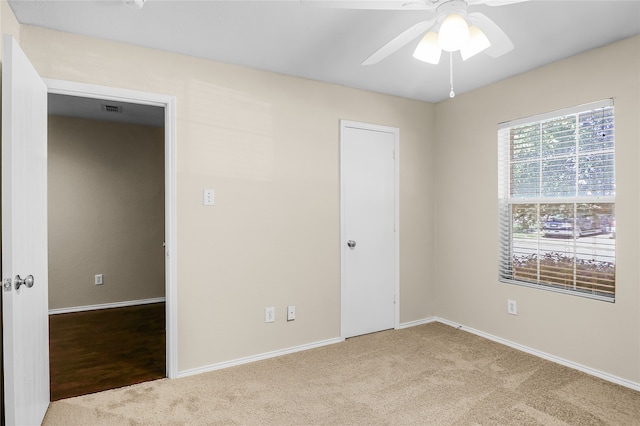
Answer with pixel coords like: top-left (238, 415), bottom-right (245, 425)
top-left (3, 278), bottom-right (12, 292)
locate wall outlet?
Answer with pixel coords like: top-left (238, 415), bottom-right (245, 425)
top-left (95, 274), bottom-right (103, 285)
top-left (203, 189), bottom-right (215, 206)
top-left (287, 305), bottom-right (295, 321)
top-left (507, 299), bottom-right (517, 315)
top-left (265, 307), bottom-right (275, 323)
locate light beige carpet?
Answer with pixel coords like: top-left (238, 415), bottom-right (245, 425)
top-left (43, 322), bottom-right (640, 425)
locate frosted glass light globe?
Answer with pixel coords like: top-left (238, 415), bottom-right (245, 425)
top-left (438, 13), bottom-right (470, 52)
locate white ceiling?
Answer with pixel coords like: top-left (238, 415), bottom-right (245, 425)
top-left (9, 0), bottom-right (640, 105)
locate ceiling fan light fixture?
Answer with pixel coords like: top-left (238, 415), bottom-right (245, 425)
top-left (460, 24), bottom-right (491, 60)
top-left (438, 12), bottom-right (469, 52)
top-left (413, 31), bottom-right (442, 64)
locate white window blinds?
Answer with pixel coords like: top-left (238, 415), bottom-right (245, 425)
top-left (498, 99), bottom-right (615, 301)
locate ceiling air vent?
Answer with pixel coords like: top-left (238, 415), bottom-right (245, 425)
top-left (102, 104), bottom-right (122, 113)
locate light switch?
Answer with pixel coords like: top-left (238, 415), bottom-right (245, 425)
top-left (203, 189), bottom-right (215, 206)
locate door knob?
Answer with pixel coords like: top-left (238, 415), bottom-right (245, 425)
top-left (15, 274), bottom-right (34, 290)
top-left (347, 240), bottom-right (356, 248)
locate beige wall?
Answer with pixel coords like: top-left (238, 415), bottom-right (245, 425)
top-left (434, 36), bottom-right (640, 384)
top-left (13, 25), bottom-right (434, 372)
top-left (1, 0), bottom-right (20, 49)
top-left (48, 115), bottom-right (165, 309)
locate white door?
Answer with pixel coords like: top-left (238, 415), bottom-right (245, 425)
top-left (2, 35), bottom-right (50, 425)
top-left (341, 121), bottom-right (398, 339)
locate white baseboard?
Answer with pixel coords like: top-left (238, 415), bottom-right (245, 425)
top-left (396, 317), bottom-right (437, 329)
top-left (177, 337), bottom-right (344, 379)
top-left (435, 317), bottom-right (640, 392)
top-left (170, 314), bottom-right (640, 393)
top-left (48, 297), bottom-right (166, 315)
top-left (179, 319), bottom-right (437, 379)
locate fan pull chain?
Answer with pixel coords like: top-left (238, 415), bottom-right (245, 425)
top-left (449, 52), bottom-right (455, 98)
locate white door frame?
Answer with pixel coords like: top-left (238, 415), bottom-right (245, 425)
top-left (43, 78), bottom-right (179, 378)
top-left (340, 120), bottom-right (399, 338)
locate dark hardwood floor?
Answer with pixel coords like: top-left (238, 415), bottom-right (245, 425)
top-left (49, 302), bottom-right (166, 401)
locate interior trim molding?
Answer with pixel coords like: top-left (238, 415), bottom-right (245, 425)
top-left (435, 317), bottom-right (640, 392)
top-left (396, 317), bottom-right (437, 329)
top-left (177, 337), bottom-right (344, 379)
top-left (175, 316), bottom-right (639, 392)
top-left (48, 297), bottom-right (166, 315)
top-left (44, 77), bottom-right (178, 379)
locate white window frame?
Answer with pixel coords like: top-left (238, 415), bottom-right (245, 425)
top-left (498, 99), bottom-right (616, 302)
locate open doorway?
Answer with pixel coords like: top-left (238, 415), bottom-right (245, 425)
top-left (2, 40), bottom-right (176, 422)
top-left (46, 93), bottom-right (166, 400)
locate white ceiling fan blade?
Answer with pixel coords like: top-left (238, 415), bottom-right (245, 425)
top-left (482, 0), bottom-right (529, 6)
top-left (362, 18), bottom-right (436, 65)
top-left (300, 0), bottom-right (430, 10)
top-left (467, 12), bottom-right (514, 58)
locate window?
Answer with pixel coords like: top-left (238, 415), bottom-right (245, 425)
top-left (498, 100), bottom-right (615, 301)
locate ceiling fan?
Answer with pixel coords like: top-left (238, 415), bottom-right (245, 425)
top-left (305, 0), bottom-right (527, 97)
top-left (308, 0), bottom-right (528, 65)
